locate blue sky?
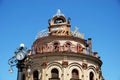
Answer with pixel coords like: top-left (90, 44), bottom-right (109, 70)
top-left (0, 0), bottom-right (120, 80)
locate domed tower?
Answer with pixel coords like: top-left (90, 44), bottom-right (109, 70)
top-left (24, 10), bottom-right (104, 80)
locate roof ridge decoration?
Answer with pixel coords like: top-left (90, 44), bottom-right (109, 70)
top-left (53, 9), bottom-right (65, 17)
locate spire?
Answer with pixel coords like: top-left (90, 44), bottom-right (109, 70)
top-left (53, 9), bottom-right (64, 17)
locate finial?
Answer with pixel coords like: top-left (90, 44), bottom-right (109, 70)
top-left (53, 9), bottom-right (64, 17)
top-left (56, 9), bottom-right (61, 16)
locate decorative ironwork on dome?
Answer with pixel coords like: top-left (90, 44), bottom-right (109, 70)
top-left (35, 26), bottom-right (84, 39)
top-left (35, 28), bottom-right (84, 39)
top-left (35, 29), bottom-right (49, 39)
top-left (53, 9), bottom-right (65, 17)
top-left (72, 27), bottom-right (84, 39)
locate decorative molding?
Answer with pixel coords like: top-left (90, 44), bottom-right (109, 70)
top-left (96, 66), bottom-right (99, 73)
top-left (94, 52), bottom-right (98, 58)
top-left (62, 61), bottom-right (68, 68)
top-left (41, 61), bottom-right (48, 68)
top-left (82, 62), bottom-right (88, 69)
top-left (61, 73), bottom-right (64, 77)
top-left (67, 74), bottom-right (69, 76)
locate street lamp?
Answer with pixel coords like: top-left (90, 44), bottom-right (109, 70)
top-left (8, 44), bottom-right (32, 80)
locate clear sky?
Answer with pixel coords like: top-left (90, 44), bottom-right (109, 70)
top-left (0, 0), bottom-right (120, 80)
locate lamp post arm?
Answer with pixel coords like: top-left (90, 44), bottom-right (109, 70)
top-left (8, 56), bottom-right (17, 67)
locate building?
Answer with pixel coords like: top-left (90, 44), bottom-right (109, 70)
top-left (23, 10), bottom-right (104, 80)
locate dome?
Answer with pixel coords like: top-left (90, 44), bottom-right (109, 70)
top-left (23, 10), bottom-right (104, 80)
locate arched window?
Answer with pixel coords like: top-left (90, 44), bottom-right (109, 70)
top-left (89, 72), bottom-right (94, 80)
top-left (33, 70), bottom-right (39, 80)
top-left (54, 18), bottom-right (64, 24)
top-left (22, 73), bottom-right (25, 80)
top-left (77, 44), bottom-right (83, 53)
top-left (65, 42), bottom-right (71, 52)
top-left (51, 68), bottom-right (59, 78)
top-left (71, 69), bottom-right (79, 79)
top-left (66, 43), bottom-right (71, 52)
top-left (54, 42), bottom-right (59, 52)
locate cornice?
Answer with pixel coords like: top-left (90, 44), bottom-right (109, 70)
top-left (30, 52), bottom-right (102, 67)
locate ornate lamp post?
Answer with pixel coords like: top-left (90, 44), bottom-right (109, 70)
top-left (8, 44), bottom-right (32, 80)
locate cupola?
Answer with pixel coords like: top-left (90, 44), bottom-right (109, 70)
top-left (48, 9), bottom-right (71, 36)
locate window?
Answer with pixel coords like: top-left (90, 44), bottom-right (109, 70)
top-left (51, 68), bottom-right (59, 78)
top-left (54, 42), bottom-right (59, 52)
top-left (89, 72), bottom-right (94, 80)
top-left (65, 42), bottom-right (71, 52)
top-left (77, 44), bottom-right (83, 53)
top-left (71, 69), bottom-right (79, 79)
top-left (66, 43), bottom-right (71, 51)
top-left (33, 70), bottom-right (39, 80)
top-left (54, 18), bottom-right (64, 24)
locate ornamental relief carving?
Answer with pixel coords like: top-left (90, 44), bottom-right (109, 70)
top-left (82, 63), bottom-right (88, 69)
top-left (62, 61), bottom-right (68, 68)
top-left (34, 42), bottom-right (84, 54)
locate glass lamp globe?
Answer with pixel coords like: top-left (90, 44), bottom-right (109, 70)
top-left (9, 67), bottom-right (13, 73)
top-left (20, 43), bottom-right (25, 48)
